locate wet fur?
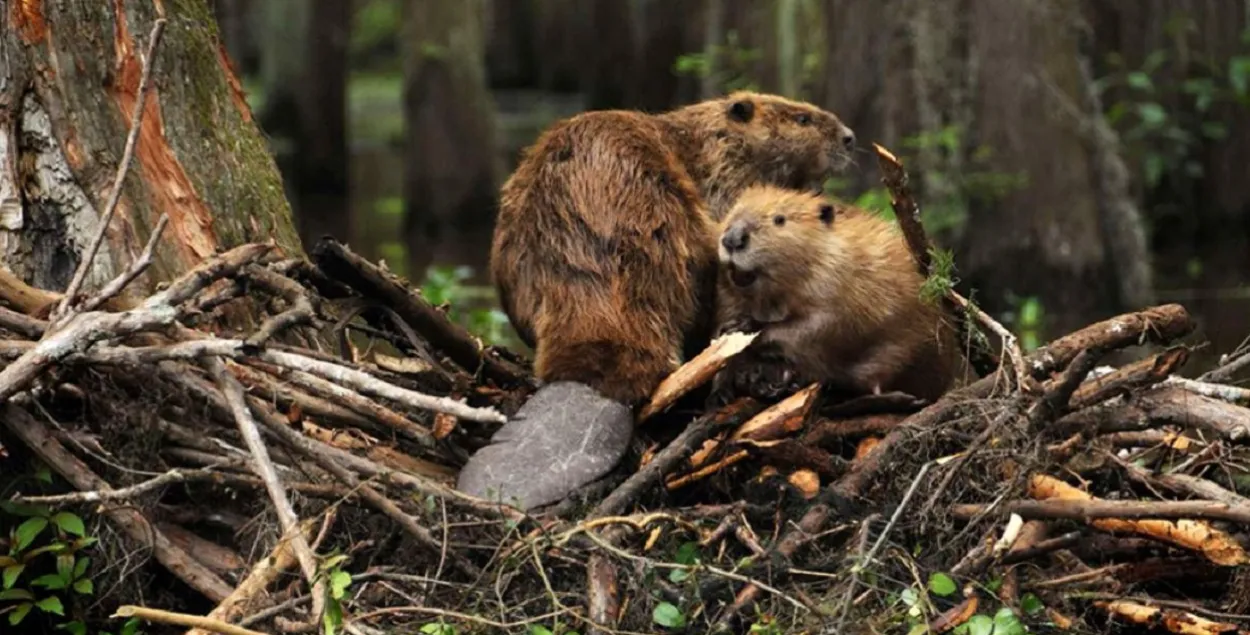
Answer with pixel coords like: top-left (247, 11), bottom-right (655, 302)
top-left (714, 186), bottom-right (966, 402)
top-left (491, 92), bottom-right (855, 407)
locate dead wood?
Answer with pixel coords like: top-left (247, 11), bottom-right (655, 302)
top-left (1, 138), bottom-right (1247, 635)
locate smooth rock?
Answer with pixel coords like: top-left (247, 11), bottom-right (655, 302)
top-left (455, 381), bottom-right (634, 511)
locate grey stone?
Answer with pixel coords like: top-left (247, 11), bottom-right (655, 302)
top-left (455, 381), bottom-right (634, 511)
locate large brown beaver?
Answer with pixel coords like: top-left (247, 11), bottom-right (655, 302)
top-left (714, 185), bottom-right (967, 402)
top-left (458, 93), bottom-right (855, 511)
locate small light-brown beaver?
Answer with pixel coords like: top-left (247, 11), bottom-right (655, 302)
top-left (714, 185), bottom-right (966, 402)
top-left (490, 92), bottom-right (856, 407)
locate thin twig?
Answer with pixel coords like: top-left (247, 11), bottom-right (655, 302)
top-left (113, 605), bottom-right (267, 635)
top-left (55, 19), bottom-right (167, 321)
top-left (205, 357), bottom-right (327, 629)
top-left (78, 214), bottom-right (170, 314)
top-left (10, 465), bottom-right (215, 504)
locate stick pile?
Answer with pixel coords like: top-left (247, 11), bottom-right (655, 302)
top-left (2, 54), bottom-right (1249, 632)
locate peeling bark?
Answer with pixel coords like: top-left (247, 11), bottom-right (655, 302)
top-left (0, 0), bottom-right (301, 300)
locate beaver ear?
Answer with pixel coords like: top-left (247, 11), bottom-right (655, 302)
top-left (819, 204), bottom-right (835, 226)
top-left (727, 99), bottom-right (755, 123)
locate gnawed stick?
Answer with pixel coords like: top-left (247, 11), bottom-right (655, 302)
top-left (872, 142), bottom-right (1002, 379)
top-left (639, 331), bottom-right (759, 422)
top-left (311, 238), bottom-right (533, 388)
top-left (205, 358), bottom-right (327, 629)
top-left (184, 518), bottom-right (318, 635)
top-left (115, 605), bottom-right (266, 635)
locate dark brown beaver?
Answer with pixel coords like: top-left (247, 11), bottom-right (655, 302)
top-left (490, 92), bottom-right (856, 408)
top-left (714, 185), bottom-right (967, 402)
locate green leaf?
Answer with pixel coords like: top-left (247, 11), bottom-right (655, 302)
top-left (120, 617), bottom-right (141, 635)
top-left (674, 542), bottom-right (700, 565)
top-left (1020, 592), bottom-right (1044, 615)
top-left (906, 624), bottom-right (930, 635)
top-left (0, 588), bottom-right (34, 601)
top-left (966, 614), bottom-right (994, 635)
top-left (30, 573), bottom-right (68, 590)
top-left (1136, 102), bottom-right (1167, 128)
top-left (51, 512), bottom-right (85, 538)
top-left (528, 626), bottom-right (554, 635)
top-left (57, 619), bottom-right (88, 635)
top-left (1127, 71), bottom-right (1152, 91)
top-left (34, 466), bottom-right (53, 484)
top-left (329, 570), bottom-right (351, 600)
top-left (9, 602), bottom-right (32, 626)
top-left (3, 564), bottom-right (24, 589)
top-left (35, 595), bottom-right (65, 616)
top-left (14, 517), bottom-right (49, 552)
top-left (323, 597), bottom-right (342, 635)
top-left (669, 568), bottom-right (690, 584)
top-left (993, 607), bottom-right (1026, 635)
top-left (928, 572), bottom-right (957, 597)
top-left (652, 602), bottom-right (686, 629)
top-left (72, 578), bottom-right (93, 595)
top-left (73, 557), bottom-right (89, 580)
top-left (899, 587), bottom-right (919, 608)
top-left (56, 554), bottom-right (73, 581)
top-left (0, 502), bottom-right (49, 518)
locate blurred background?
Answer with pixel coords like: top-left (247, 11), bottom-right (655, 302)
top-left (209, 0), bottom-right (1250, 365)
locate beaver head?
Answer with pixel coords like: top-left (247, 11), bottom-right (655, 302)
top-left (662, 92), bottom-right (855, 213)
top-left (717, 185), bottom-right (842, 293)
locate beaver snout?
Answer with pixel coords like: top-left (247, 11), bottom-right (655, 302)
top-left (721, 221), bottom-right (750, 253)
top-left (841, 129), bottom-right (856, 151)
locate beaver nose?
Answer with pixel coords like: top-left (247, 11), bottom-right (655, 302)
top-left (721, 223), bottom-right (750, 252)
top-left (841, 129), bottom-right (856, 151)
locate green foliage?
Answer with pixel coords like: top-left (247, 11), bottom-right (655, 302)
top-left (0, 497), bottom-right (115, 634)
top-left (1002, 294), bottom-right (1045, 352)
top-left (652, 601), bottom-right (687, 629)
top-left (1100, 21), bottom-right (1250, 194)
top-left (317, 552), bottom-right (353, 635)
top-left (674, 30), bottom-right (763, 93)
top-left (920, 247), bottom-right (958, 305)
top-left (420, 265), bottom-right (518, 348)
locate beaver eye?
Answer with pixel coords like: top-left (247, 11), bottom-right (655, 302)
top-left (795, 113), bottom-right (812, 126)
top-left (773, 215), bottom-right (786, 226)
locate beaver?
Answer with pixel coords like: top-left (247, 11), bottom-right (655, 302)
top-left (457, 93), bottom-right (855, 510)
top-left (490, 91), bottom-right (856, 406)
top-left (713, 185), bottom-right (966, 403)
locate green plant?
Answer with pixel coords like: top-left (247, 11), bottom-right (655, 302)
top-left (1099, 21), bottom-right (1250, 193)
top-left (0, 501), bottom-right (103, 632)
top-left (419, 265), bottom-right (518, 348)
top-left (674, 30), bottom-right (763, 93)
top-left (316, 552), bottom-right (354, 635)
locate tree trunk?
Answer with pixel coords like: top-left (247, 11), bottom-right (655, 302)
top-left (0, 0), bottom-right (301, 302)
top-left (401, 0), bottom-right (501, 277)
top-left (255, 0), bottom-right (351, 250)
top-left (959, 0), bottom-right (1118, 336)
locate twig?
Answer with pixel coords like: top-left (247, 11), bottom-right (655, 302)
top-left (205, 357), bottom-right (327, 629)
top-left (2, 405), bottom-right (233, 601)
top-left (10, 466), bottom-right (215, 504)
top-left (78, 214), bottom-right (170, 314)
top-left (186, 518), bottom-right (318, 635)
top-left (80, 338), bottom-right (506, 423)
top-left (950, 499), bottom-right (1250, 525)
top-left (241, 264), bottom-right (316, 348)
top-left (113, 605), bottom-right (266, 635)
top-left (0, 243), bottom-right (270, 403)
top-left (54, 19), bottom-right (167, 321)
top-left (946, 290), bottom-right (1028, 390)
top-left (872, 142), bottom-right (1000, 377)
top-left (591, 399), bottom-right (758, 517)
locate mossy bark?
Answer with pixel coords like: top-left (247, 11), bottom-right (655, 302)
top-left (0, 0), bottom-right (301, 300)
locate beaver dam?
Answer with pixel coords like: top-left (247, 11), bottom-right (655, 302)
top-left (3, 142), bottom-right (1250, 635)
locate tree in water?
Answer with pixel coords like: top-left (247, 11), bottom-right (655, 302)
top-left (401, 0), bottom-right (502, 278)
top-left (256, 0), bottom-right (353, 251)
